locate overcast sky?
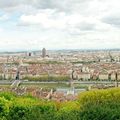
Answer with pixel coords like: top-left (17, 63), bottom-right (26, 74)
top-left (0, 0), bottom-right (120, 51)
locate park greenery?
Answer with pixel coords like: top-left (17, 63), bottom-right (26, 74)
top-left (22, 75), bottom-right (70, 82)
top-left (25, 61), bottom-right (64, 65)
top-left (0, 88), bottom-right (120, 119)
top-left (71, 61), bottom-right (97, 64)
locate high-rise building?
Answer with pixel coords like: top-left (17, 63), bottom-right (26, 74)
top-left (42, 48), bottom-right (46, 58)
top-left (28, 52), bottom-right (32, 56)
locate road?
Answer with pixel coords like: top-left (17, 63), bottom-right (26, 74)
top-left (11, 80), bottom-right (21, 87)
top-left (0, 80), bottom-right (118, 86)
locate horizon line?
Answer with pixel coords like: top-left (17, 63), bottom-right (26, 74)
top-left (0, 48), bottom-right (120, 53)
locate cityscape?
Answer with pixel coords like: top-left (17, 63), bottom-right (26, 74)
top-left (0, 48), bottom-right (120, 99)
top-left (0, 0), bottom-right (120, 119)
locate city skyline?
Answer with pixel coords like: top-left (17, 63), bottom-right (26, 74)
top-left (0, 0), bottom-right (120, 51)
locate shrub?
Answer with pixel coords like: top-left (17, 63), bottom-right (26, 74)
top-left (78, 88), bottom-right (120, 120)
top-left (0, 88), bottom-right (120, 119)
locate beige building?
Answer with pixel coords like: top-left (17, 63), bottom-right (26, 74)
top-left (99, 73), bottom-right (108, 80)
top-left (117, 74), bottom-right (120, 81)
top-left (111, 74), bottom-right (116, 80)
top-left (78, 73), bottom-right (91, 80)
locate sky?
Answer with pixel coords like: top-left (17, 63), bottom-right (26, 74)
top-left (0, 0), bottom-right (120, 51)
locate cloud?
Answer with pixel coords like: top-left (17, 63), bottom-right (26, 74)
top-left (18, 9), bottom-right (67, 29)
top-left (0, 0), bottom-right (120, 51)
top-left (102, 14), bottom-right (120, 27)
top-left (0, 28), bottom-right (3, 32)
top-left (18, 10), bottom-right (99, 34)
top-left (0, 14), bottom-right (9, 21)
top-left (0, 0), bottom-right (91, 11)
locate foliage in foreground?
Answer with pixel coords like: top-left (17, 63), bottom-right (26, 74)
top-left (0, 88), bottom-right (120, 119)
